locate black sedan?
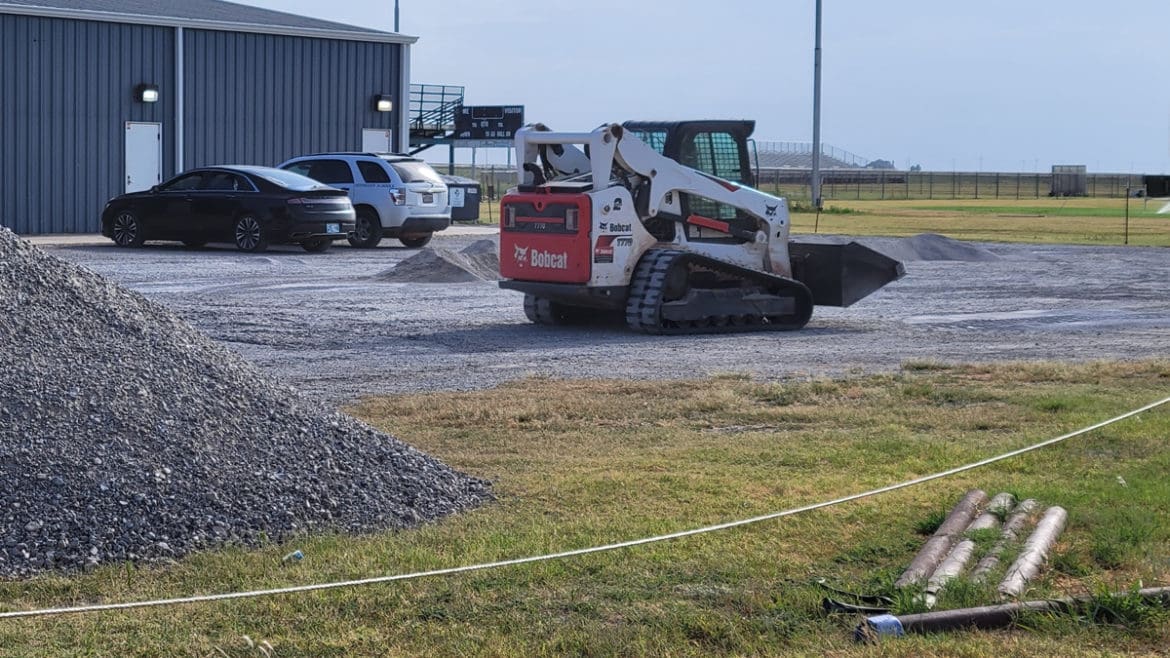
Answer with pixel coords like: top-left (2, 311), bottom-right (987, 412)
top-left (101, 166), bottom-right (356, 253)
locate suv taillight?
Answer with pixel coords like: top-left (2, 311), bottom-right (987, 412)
top-left (390, 188), bottom-right (406, 206)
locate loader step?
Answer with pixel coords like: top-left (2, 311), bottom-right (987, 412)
top-left (624, 249), bottom-right (813, 334)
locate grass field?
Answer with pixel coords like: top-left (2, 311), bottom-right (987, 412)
top-left (790, 198), bottom-right (1170, 247)
top-left (2, 362), bottom-right (1168, 656)
top-left (472, 196), bottom-right (1170, 247)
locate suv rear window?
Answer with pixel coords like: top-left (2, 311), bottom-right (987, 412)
top-left (386, 160), bottom-right (444, 185)
top-left (254, 168), bottom-right (332, 191)
top-left (357, 161), bottom-right (392, 183)
top-left (285, 159), bottom-right (354, 185)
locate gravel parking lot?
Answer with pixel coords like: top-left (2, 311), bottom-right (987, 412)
top-left (47, 233), bottom-right (1170, 405)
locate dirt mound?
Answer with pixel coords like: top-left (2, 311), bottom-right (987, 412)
top-left (0, 227), bottom-right (491, 577)
top-left (374, 239), bottom-right (500, 283)
top-left (797, 233), bottom-right (1000, 262)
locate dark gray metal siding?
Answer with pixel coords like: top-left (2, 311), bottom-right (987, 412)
top-left (0, 14), bottom-right (174, 234)
top-left (182, 29), bottom-right (401, 170)
top-left (0, 14), bottom-right (402, 235)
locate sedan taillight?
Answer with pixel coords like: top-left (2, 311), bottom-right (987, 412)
top-left (288, 197), bottom-right (351, 206)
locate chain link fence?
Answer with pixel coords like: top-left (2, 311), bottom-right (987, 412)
top-left (442, 164), bottom-right (1146, 207)
top-left (757, 170), bottom-right (1146, 201)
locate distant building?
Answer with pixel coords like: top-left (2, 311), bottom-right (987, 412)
top-left (1050, 165), bottom-right (1087, 197)
top-left (1, 0), bottom-right (414, 234)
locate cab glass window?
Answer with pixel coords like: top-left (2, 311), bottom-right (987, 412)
top-left (630, 130), bottom-right (667, 154)
top-left (681, 132), bottom-right (743, 182)
top-left (680, 132), bottom-right (744, 221)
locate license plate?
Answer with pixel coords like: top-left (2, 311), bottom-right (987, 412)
top-left (326, 223), bottom-right (340, 234)
top-left (422, 193), bottom-right (434, 204)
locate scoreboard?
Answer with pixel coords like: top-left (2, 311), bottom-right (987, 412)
top-left (454, 105), bottom-right (524, 141)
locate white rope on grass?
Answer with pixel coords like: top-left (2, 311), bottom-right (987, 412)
top-left (2, 394), bottom-right (1167, 620)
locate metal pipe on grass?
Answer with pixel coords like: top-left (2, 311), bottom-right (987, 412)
top-left (895, 489), bottom-right (988, 588)
top-left (855, 587), bottom-right (1170, 641)
top-left (971, 498), bottom-right (1039, 583)
top-left (922, 492), bottom-right (1015, 606)
top-left (998, 506), bottom-right (1068, 598)
top-left (967, 492), bottom-right (1016, 531)
top-left (922, 539), bottom-right (976, 608)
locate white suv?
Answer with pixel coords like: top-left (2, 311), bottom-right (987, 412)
top-left (279, 153), bottom-right (450, 248)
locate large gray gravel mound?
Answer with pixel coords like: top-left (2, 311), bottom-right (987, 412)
top-left (0, 228), bottom-right (492, 578)
top-left (374, 239), bottom-right (501, 283)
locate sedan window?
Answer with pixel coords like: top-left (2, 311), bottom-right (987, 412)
top-left (159, 173), bottom-right (206, 192)
top-left (203, 172), bottom-right (247, 191)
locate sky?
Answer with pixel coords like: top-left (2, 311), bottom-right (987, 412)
top-left (237, 0), bottom-right (1170, 173)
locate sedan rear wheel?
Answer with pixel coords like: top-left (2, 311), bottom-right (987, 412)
top-left (301, 238), bottom-right (332, 253)
top-left (347, 209), bottom-right (383, 248)
top-left (111, 211), bottom-right (145, 247)
top-left (234, 215), bottom-right (268, 253)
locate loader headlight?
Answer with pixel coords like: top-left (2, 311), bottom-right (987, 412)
top-left (564, 208), bottom-right (578, 231)
top-left (504, 205), bottom-right (516, 229)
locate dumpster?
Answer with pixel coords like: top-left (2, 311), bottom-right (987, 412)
top-left (440, 175), bottom-right (482, 222)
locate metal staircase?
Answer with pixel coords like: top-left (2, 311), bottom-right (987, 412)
top-left (409, 84), bottom-right (463, 147)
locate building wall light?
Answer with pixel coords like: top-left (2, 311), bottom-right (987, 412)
top-left (373, 95), bottom-right (393, 112)
top-left (136, 84), bottom-right (160, 103)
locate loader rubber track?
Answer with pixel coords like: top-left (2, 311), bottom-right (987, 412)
top-left (624, 249), bottom-right (814, 334)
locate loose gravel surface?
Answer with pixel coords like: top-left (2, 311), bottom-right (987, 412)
top-left (0, 229), bottom-right (490, 578)
top-left (45, 232), bottom-right (1170, 406)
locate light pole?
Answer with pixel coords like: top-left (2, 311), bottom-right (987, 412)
top-left (394, 0), bottom-right (400, 32)
top-left (811, 0), bottom-right (823, 212)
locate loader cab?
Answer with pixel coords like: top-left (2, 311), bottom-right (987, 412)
top-left (623, 120), bottom-right (756, 187)
top-left (623, 120), bottom-right (758, 243)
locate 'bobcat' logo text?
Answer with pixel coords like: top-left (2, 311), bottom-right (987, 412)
top-left (529, 249), bottom-right (568, 269)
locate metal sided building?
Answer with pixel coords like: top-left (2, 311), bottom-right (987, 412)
top-left (0, 0), bottom-right (415, 235)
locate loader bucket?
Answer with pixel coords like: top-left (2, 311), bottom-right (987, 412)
top-left (787, 239), bottom-right (905, 307)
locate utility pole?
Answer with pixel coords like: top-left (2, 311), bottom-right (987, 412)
top-left (394, 0), bottom-right (400, 32)
top-left (811, 0), bottom-right (823, 211)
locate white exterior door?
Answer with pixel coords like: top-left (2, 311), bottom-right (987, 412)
top-left (362, 128), bottom-right (393, 153)
top-left (125, 122), bottom-right (162, 193)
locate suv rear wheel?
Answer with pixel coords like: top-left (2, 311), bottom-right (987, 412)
top-left (348, 208), bottom-right (383, 248)
top-left (399, 234), bottom-right (432, 249)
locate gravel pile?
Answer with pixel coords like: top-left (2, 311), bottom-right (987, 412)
top-left (0, 227), bottom-right (491, 578)
top-left (375, 239), bottom-right (500, 283)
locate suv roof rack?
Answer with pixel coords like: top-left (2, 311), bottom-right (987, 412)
top-left (296, 151), bottom-right (418, 159)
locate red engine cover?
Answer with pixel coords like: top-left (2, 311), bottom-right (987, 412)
top-left (499, 193), bottom-right (591, 284)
